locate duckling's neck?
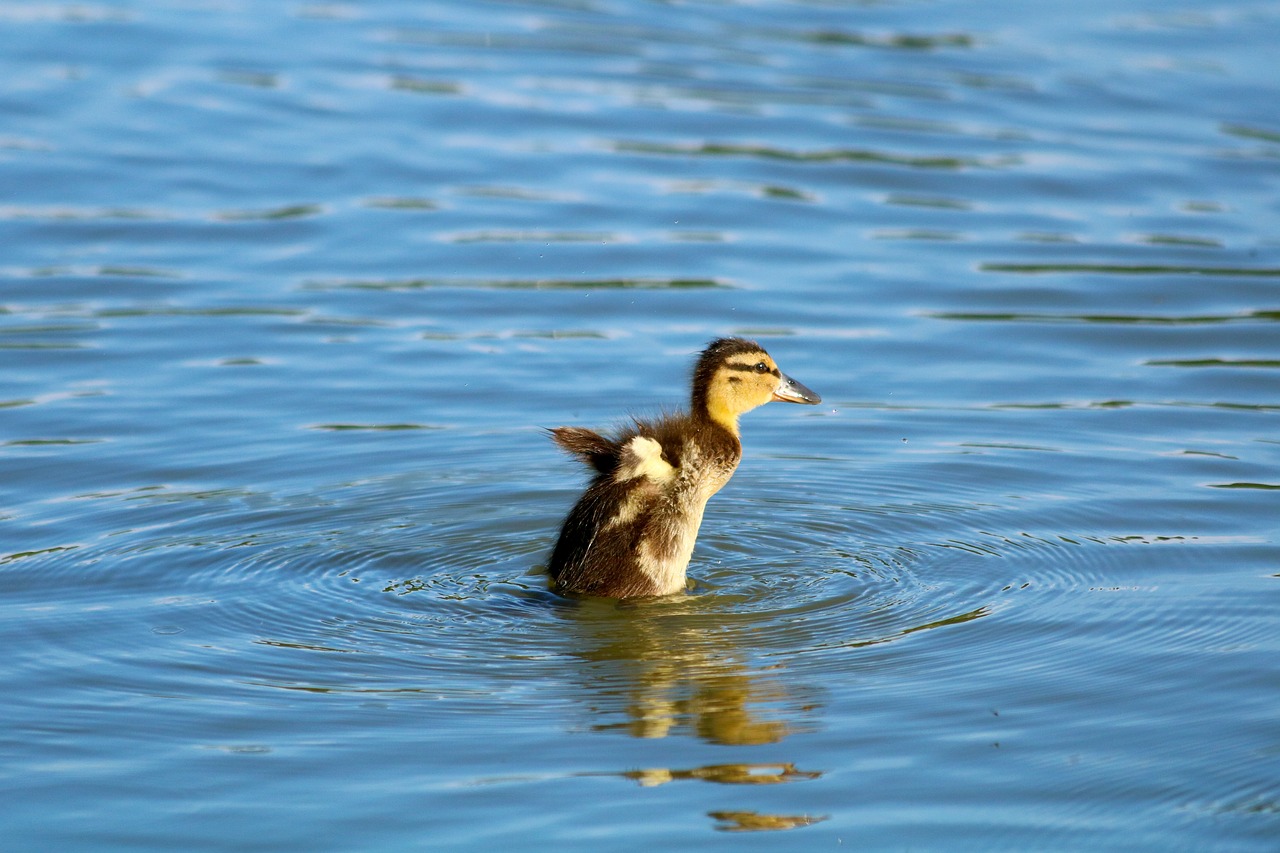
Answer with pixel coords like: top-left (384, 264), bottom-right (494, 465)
top-left (692, 390), bottom-right (742, 438)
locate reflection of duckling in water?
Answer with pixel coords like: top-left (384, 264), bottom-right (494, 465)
top-left (561, 593), bottom-right (809, 745)
top-left (548, 337), bottom-right (820, 598)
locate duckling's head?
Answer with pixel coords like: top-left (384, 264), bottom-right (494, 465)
top-left (692, 337), bottom-right (821, 434)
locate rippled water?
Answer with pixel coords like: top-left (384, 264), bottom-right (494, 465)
top-left (2, 1), bottom-right (1278, 849)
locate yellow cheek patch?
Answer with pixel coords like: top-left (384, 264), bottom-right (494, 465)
top-left (703, 360), bottom-right (779, 435)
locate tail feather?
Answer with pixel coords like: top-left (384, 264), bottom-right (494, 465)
top-left (548, 426), bottom-right (620, 474)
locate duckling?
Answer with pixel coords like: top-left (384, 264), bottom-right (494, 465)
top-left (548, 337), bottom-right (821, 598)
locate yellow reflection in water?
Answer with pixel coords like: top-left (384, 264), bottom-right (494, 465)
top-left (559, 600), bottom-right (808, 747)
top-left (708, 810), bottom-right (829, 832)
top-left (621, 763), bottom-right (821, 788)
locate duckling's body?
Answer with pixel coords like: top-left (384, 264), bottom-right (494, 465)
top-left (548, 338), bottom-right (820, 598)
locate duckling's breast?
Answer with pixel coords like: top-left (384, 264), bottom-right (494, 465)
top-left (622, 439), bottom-right (737, 590)
top-left (674, 439), bottom-right (739, 502)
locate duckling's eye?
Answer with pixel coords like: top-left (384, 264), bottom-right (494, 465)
top-left (753, 362), bottom-right (769, 374)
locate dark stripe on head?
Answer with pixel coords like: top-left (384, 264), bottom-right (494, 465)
top-left (726, 362), bottom-right (781, 377)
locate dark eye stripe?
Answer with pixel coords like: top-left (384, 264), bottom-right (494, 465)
top-left (726, 362), bottom-right (780, 377)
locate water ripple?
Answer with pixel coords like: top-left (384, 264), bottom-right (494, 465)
top-left (613, 140), bottom-right (995, 170)
top-left (303, 276), bottom-right (730, 291)
top-left (928, 308), bottom-right (1280, 325)
top-left (981, 262), bottom-right (1280, 277)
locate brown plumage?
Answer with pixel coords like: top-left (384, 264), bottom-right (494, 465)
top-left (547, 337), bottom-right (821, 598)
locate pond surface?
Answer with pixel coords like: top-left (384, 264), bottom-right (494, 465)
top-left (2, 0), bottom-right (1278, 849)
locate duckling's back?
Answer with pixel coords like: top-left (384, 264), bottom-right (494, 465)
top-left (548, 417), bottom-right (740, 597)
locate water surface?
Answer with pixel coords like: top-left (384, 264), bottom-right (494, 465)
top-left (2, 1), bottom-right (1277, 850)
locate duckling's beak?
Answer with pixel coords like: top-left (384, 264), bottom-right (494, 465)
top-left (773, 372), bottom-right (822, 405)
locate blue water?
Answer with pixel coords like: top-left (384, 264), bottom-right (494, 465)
top-left (2, 1), bottom-right (1278, 849)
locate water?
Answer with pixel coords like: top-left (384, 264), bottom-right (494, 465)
top-left (2, 0), bottom-right (1277, 849)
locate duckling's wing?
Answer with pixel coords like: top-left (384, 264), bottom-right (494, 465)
top-left (549, 426), bottom-right (620, 474)
top-left (614, 435), bottom-right (676, 485)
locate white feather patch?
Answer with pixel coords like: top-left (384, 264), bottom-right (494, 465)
top-left (614, 436), bottom-right (676, 484)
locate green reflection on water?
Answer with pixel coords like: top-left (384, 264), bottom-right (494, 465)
top-left (929, 309), bottom-right (1280, 325)
top-left (307, 277), bottom-right (729, 291)
top-left (981, 263), bottom-right (1280, 276)
top-left (614, 140), bottom-right (983, 169)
